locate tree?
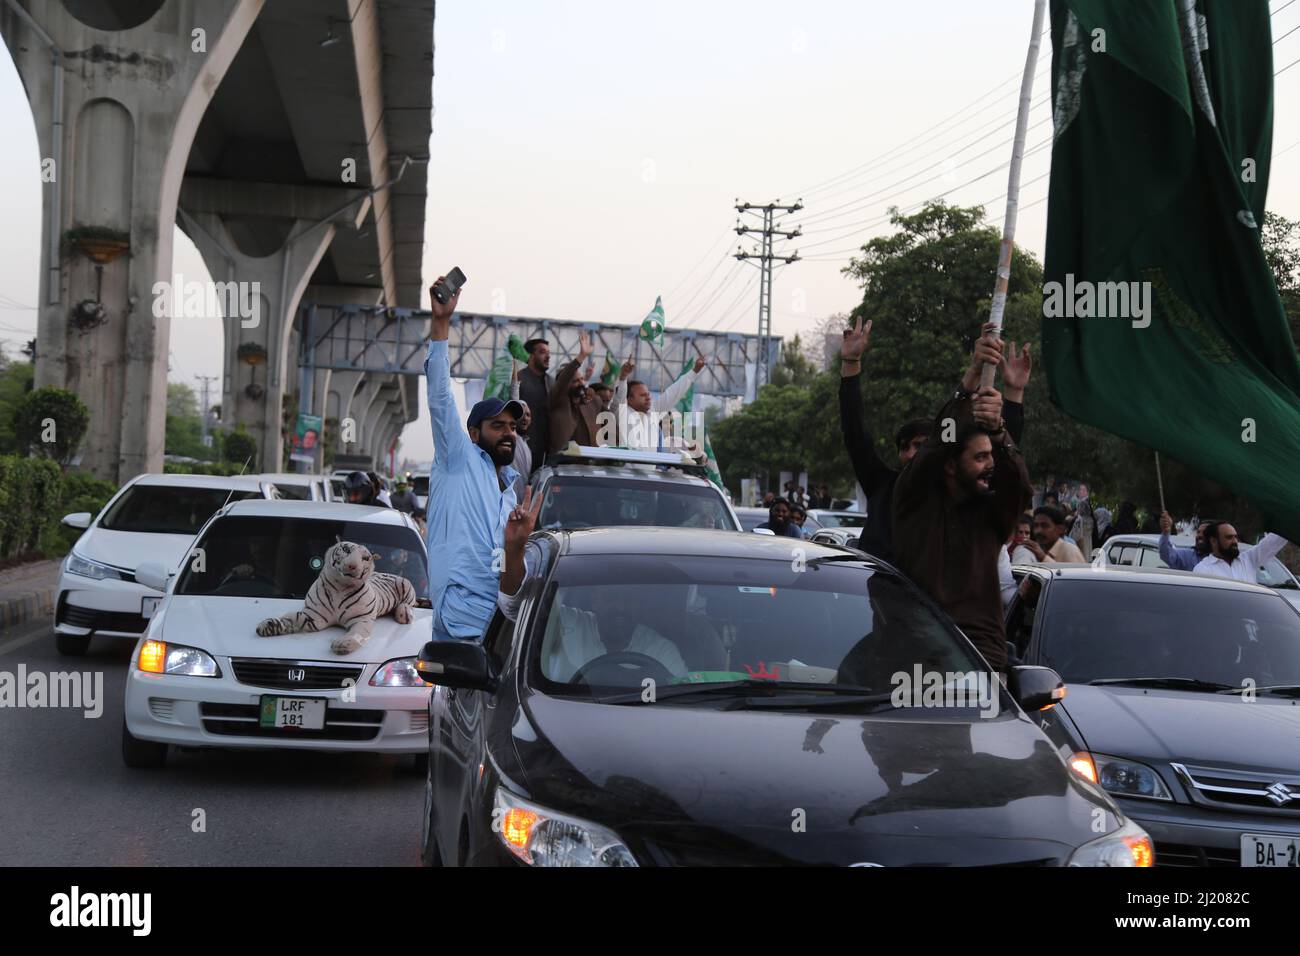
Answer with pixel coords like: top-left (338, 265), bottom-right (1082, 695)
top-left (769, 333), bottom-right (821, 387)
top-left (12, 387), bottom-right (89, 465)
top-left (1261, 211), bottom-right (1300, 351)
top-left (165, 382), bottom-right (211, 460)
top-left (0, 352), bottom-right (35, 454)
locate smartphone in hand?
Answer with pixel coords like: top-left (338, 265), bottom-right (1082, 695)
top-left (432, 267), bottom-right (467, 306)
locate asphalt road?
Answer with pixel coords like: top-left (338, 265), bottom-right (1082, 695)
top-left (0, 618), bottom-right (423, 866)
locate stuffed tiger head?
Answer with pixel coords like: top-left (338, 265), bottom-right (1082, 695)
top-left (322, 540), bottom-right (374, 587)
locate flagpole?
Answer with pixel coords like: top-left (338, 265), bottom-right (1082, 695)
top-left (1154, 451), bottom-right (1166, 514)
top-left (980, 0), bottom-right (1048, 390)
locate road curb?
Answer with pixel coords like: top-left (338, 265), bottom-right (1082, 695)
top-left (0, 588), bottom-right (55, 631)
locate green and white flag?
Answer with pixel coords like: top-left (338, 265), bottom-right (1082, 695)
top-left (1044, 0), bottom-right (1300, 540)
top-left (483, 334), bottom-right (529, 400)
top-left (599, 355), bottom-right (620, 388)
top-left (639, 295), bottom-right (665, 347)
top-left (673, 358), bottom-right (697, 414)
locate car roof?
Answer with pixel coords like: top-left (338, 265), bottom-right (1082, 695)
top-left (1103, 532), bottom-right (1194, 546)
top-left (128, 472), bottom-right (270, 490)
top-left (1018, 562), bottom-right (1276, 595)
top-left (256, 472), bottom-right (324, 483)
top-left (540, 462), bottom-right (717, 486)
top-left (552, 526), bottom-right (881, 563)
top-left (808, 509), bottom-right (863, 517)
top-left (218, 499), bottom-right (417, 526)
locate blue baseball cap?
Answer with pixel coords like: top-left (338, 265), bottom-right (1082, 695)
top-left (467, 397), bottom-right (525, 430)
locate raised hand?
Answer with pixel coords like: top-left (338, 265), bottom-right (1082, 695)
top-left (841, 316), bottom-right (872, 363)
top-left (693, 355), bottom-right (706, 374)
top-left (1000, 340), bottom-right (1032, 395)
top-left (1159, 510), bottom-right (1173, 535)
top-left (619, 354), bottom-right (636, 380)
top-left (505, 486), bottom-right (542, 554)
top-left (963, 322), bottom-right (1004, 392)
top-left (971, 385), bottom-right (1004, 432)
top-left (577, 331), bottom-right (594, 362)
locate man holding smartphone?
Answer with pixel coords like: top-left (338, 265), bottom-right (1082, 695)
top-left (424, 275), bottom-right (524, 642)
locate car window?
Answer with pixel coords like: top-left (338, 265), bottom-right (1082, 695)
top-left (1258, 557), bottom-right (1299, 590)
top-left (1116, 545), bottom-right (1139, 566)
top-left (529, 555), bottom-right (982, 694)
top-left (1138, 546), bottom-right (1166, 568)
top-left (1039, 580), bottom-right (1300, 685)
top-left (1106, 544), bottom-right (1124, 564)
top-left (99, 486), bottom-right (261, 535)
top-left (175, 516), bottom-right (429, 600)
top-left (275, 483), bottom-right (313, 501)
top-left (818, 513), bottom-right (867, 529)
top-left (539, 476), bottom-right (736, 531)
top-left (412, 476), bottom-right (430, 497)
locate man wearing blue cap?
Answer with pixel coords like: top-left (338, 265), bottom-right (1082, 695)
top-left (425, 276), bottom-right (525, 641)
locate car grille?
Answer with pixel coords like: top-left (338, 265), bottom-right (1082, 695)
top-left (57, 600), bottom-right (147, 634)
top-left (1171, 762), bottom-right (1300, 816)
top-left (199, 703), bottom-right (383, 741)
top-left (1154, 842), bottom-right (1239, 867)
top-left (230, 658), bottom-right (365, 691)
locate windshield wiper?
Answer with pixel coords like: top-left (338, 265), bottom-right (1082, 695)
top-left (596, 679), bottom-right (877, 705)
top-left (1219, 683), bottom-right (1300, 698)
top-left (1090, 677), bottom-right (1236, 692)
top-left (717, 691), bottom-right (898, 712)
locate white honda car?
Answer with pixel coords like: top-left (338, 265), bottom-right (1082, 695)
top-left (121, 500), bottom-right (434, 769)
top-left (55, 473), bottom-right (278, 655)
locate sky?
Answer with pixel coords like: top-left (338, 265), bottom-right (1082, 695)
top-left (4, 0), bottom-right (1300, 465)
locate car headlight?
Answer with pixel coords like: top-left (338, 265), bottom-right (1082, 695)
top-left (1068, 817), bottom-right (1154, 867)
top-left (138, 639), bottom-right (220, 678)
top-left (369, 657), bottom-right (432, 687)
top-left (66, 552), bottom-right (125, 581)
top-left (1070, 752), bottom-right (1172, 800)
top-left (493, 786), bottom-right (638, 867)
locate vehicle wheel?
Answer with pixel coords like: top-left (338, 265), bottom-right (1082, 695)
top-left (121, 721), bottom-right (167, 769)
top-left (420, 753), bottom-right (442, 867)
top-left (56, 633), bottom-right (90, 656)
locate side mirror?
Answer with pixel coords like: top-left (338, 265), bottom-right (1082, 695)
top-left (135, 562), bottom-right (169, 593)
top-left (61, 512), bottom-right (92, 530)
top-left (752, 527), bottom-right (776, 536)
top-left (417, 640), bottom-right (497, 692)
top-left (1008, 665), bottom-right (1067, 712)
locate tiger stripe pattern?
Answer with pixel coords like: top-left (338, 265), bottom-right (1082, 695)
top-left (255, 541), bottom-right (417, 654)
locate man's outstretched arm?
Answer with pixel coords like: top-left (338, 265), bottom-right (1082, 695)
top-left (426, 277), bottom-right (469, 467)
top-left (837, 317), bottom-right (894, 497)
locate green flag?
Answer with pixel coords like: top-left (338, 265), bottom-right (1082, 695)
top-left (1043, 0), bottom-right (1300, 540)
top-left (639, 295), bottom-right (665, 347)
top-left (483, 335), bottom-right (528, 400)
top-left (673, 358), bottom-right (697, 414)
top-left (599, 355), bottom-right (620, 388)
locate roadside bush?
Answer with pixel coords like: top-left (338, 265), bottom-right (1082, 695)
top-left (52, 469), bottom-right (117, 555)
top-left (0, 456), bottom-right (63, 559)
top-left (223, 427), bottom-right (257, 470)
top-left (12, 387), bottom-right (89, 464)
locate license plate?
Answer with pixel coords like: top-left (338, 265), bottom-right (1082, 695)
top-left (141, 596), bottom-right (161, 619)
top-left (1241, 833), bottom-right (1300, 866)
top-left (259, 696), bottom-right (326, 730)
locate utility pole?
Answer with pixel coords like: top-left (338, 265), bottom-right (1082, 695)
top-left (735, 200), bottom-right (801, 390)
top-left (195, 374), bottom-right (218, 449)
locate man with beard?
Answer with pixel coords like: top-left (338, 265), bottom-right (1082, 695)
top-left (892, 385), bottom-right (1032, 672)
top-left (757, 498), bottom-right (802, 538)
top-left (839, 317), bottom-right (1028, 562)
top-left (426, 276), bottom-right (524, 641)
top-left (1158, 511), bottom-right (1214, 570)
top-left (548, 332), bottom-right (600, 453)
top-left (1193, 522), bottom-right (1290, 582)
top-left (518, 338), bottom-right (553, 473)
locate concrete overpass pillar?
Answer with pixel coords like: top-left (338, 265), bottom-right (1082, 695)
top-left (362, 382), bottom-right (399, 465)
top-left (182, 211), bottom-right (335, 471)
top-left (327, 368), bottom-right (365, 465)
top-left (1, 0), bottom-right (264, 481)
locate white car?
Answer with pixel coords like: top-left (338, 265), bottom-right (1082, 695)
top-left (1094, 532), bottom-right (1300, 613)
top-left (55, 473), bottom-right (278, 655)
top-left (410, 472), bottom-right (430, 512)
top-left (257, 472), bottom-right (332, 502)
top-left (121, 500), bottom-right (433, 769)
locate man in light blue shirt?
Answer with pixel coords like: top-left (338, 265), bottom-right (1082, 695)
top-left (425, 278), bottom-right (523, 641)
top-left (1157, 511), bottom-right (1212, 571)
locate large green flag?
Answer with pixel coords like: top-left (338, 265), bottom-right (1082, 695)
top-left (483, 334), bottom-right (530, 400)
top-left (1044, 0), bottom-right (1300, 540)
top-left (639, 296), bottom-right (665, 347)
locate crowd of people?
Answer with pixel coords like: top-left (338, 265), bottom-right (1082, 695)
top-left (409, 274), bottom-right (1293, 674)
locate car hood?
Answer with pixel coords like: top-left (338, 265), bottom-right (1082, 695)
top-left (153, 596), bottom-right (432, 663)
top-left (513, 694), bottom-right (1112, 865)
top-left (76, 527), bottom-right (196, 573)
top-left (1062, 684), bottom-right (1300, 773)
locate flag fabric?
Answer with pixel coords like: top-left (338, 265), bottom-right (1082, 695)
top-left (1043, 0), bottom-right (1300, 540)
top-left (600, 355), bottom-right (620, 388)
top-left (639, 295), bottom-right (665, 346)
top-left (483, 334), bottom-right (529, 400)
top-left (673, 358), bottom-right (697, 414)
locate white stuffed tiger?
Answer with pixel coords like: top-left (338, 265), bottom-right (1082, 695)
top-left (255, 541), bottom-right (417, 655)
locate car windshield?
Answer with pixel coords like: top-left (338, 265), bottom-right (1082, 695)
top-left (99, 486), bottom-right (262, 535)
top-left (736, 511), bottom-right (765, 532)
top-left (1040, 580), bottom-right (1300, 686)
top-left (529, 555), bottom-right (981, 696)
top-left (274, 483), bottom-right (313, 501)
top-left (817, 512), bottom-right (866, 529)
top-left (175, 515), bottom-right (429, 599)
top-left (1257, 557), bottom-right (1298, 589)
top-left (539, 476), bottom-right (737, 531)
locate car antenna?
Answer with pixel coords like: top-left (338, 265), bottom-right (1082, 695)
top-left (218, 455), bottom-right (256, 513)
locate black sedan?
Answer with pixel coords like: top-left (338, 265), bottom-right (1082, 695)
top-left (1007, 564), bottom-right (1300, 866)
top-left (417, 529), bottom-right (1149, 866)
